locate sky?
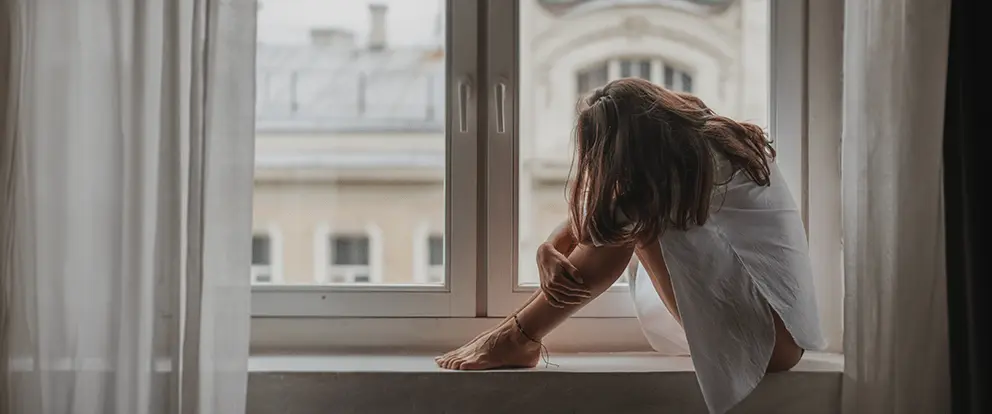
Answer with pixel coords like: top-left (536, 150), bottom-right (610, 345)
top-left (257, 0), bottom-right (443, 46)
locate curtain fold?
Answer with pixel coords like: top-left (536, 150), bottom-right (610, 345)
top-left (841, 0), bottom-right (951, 412)
top-left (0, 0), bottom-right (255, 413)
top-left (943, 0), bottom-right (987, 412)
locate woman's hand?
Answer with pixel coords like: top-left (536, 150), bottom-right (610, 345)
top-left (537, 242), bottom-right (591, 308)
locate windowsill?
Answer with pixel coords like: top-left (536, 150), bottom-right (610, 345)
top-left (248, 353), bottom-right (843, 414)
top-left (250, 317), bottom-right (655, 352)
top-left (249, 352), bottom-right (843, 373)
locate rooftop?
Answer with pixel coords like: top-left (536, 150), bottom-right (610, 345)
top-left (256, 44), bottom-right (445, 133)
top-left (537, 0), bottom-right (734, 15)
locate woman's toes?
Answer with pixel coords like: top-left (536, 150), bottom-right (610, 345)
top-left (459, 360), bottom-right (486, 370)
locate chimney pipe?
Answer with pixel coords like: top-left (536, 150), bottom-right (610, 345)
top-left (368, 4), bottom-right (388, 51)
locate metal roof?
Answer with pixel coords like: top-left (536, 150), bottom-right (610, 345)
top-left (256, 44), bottom-right (445, 133)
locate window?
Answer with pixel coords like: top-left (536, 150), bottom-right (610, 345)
top-left (577, 58), bottom-right (694, 97)
top-left (328, 235), bottom-right (372, 284)
top-left (492, 1), bottom-right (773, 318)
top-left (252, 234), bottom-right (274, 284)
top-left (576, 62), bottom-right (608, 97)
top-left (427, 235), bottom-right (444, 284)
top-left (251, 228), bottom-right (282, 284)
top-left (252, 0), bottom-right (842, 352)
top-left (663, 66), bottom-right (694, 93)
top-left (252, 0), bottom-right (476, 318)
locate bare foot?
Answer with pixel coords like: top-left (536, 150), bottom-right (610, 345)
top-left (435, 325), bottom-right (498, 365)
top-left (435, 320), bottom-right (542, 370)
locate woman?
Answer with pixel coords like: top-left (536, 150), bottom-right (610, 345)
top-left (436, 78), bottom-right (825, 414)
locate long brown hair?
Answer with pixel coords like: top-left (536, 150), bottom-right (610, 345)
top-left (568, 77), bottom-right (775, 246)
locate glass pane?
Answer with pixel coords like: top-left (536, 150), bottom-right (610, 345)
top-left (619, 60), bottom-right (632, 78)
top-left (681, 72), bottom-right (693, 93)
top-left (331, 236), bottom-right (370, 265)
top-left (520, 0), bottom-right (770, 286)
top-left (252, 235), bottom-right (271, 265)
top-left (638, 60), bottom-right (652, 80)
top-left (254, 0), bottom-right (446, 285)
top-left (576, 62), bottom-right (608, 96)
top-left (428, 235), bottom-right (444, 266)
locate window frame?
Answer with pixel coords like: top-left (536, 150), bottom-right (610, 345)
top-left (250, 0), bottom-right (844, 353)
top-left (250, 0), bottom-right (478, 318)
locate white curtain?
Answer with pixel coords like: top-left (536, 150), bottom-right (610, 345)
top-left (841, 0), bottom-right (952, 412)
top-left (0, 0), bottom-right (256, 413)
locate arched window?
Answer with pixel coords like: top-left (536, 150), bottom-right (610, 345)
top-left (576, 57), bottom-right (693, 97)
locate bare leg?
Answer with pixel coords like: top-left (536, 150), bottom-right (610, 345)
top-left (635, 241), bottom-right (804, 373)
top-left (436, 243), bottom-right (634, 370)
top-left (433, 290), bottom-right (541, 364)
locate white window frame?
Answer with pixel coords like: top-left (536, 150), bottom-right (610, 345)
top-left (250, 0), bottom-right (478, 318)
top-left (250, 0), bottom-right (844, 353)
top-left (251, 226), bottom-right (283, 285)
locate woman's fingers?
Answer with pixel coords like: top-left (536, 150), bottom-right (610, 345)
top-left (560, 260), bottom-right (583, 284)
top-left (553, 268), bottom-right (591, 296)
top-left (540, 285), bottom-right (566, 308)
top-left (538, 253), bottom-right (588, 308)
top-left (551, 276), bottom-right (592, 298)
top-left (545, 291), bottom-right (566, 308)
top-left (543, 283), bottom-right (587, 306)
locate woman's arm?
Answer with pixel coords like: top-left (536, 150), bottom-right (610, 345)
top-left (543, 219), bottom-right (577, 256)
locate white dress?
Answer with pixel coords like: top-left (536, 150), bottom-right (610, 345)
top-left (623, 160), bottom-right (826, 414)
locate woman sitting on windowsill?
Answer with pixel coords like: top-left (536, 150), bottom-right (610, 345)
top-left (436, 77), bottom-right (825, 414)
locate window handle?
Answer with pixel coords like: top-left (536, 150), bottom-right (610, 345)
top-left (494, 81), bottom-right (507, 134)
top-left (458, 77), bottom-right (473, 133)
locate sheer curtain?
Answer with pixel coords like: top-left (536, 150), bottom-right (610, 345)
top-left (0, 0), bottom-right (255, 413)
top-left (841, 0), bottom-right (951, 412)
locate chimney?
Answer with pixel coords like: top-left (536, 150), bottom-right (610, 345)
top-left (368, 3), bottom-right (388, 51)
top-left (309, 27), bottom-right (355, 48)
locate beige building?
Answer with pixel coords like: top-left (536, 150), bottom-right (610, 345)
top-left (252, 0), bottom-right (769, 285)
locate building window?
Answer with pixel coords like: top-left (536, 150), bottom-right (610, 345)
top-left (329, 235), bottom-right (372, 284)
top-left (619, 58), bottom-right (651, 79)
top-left (578, 58), bottom-right (693, 97)
top-left (252, 234), bottom-right (273, 284)
top-left (576, 62), bottom-right (609, 98)
top-left (426, 234), bottom-right (444, 284)
top-left (663, 66), bottom-right (693, 93)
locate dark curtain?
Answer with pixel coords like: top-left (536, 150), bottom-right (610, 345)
top-left (943, 0), bottom-right (987, 412)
